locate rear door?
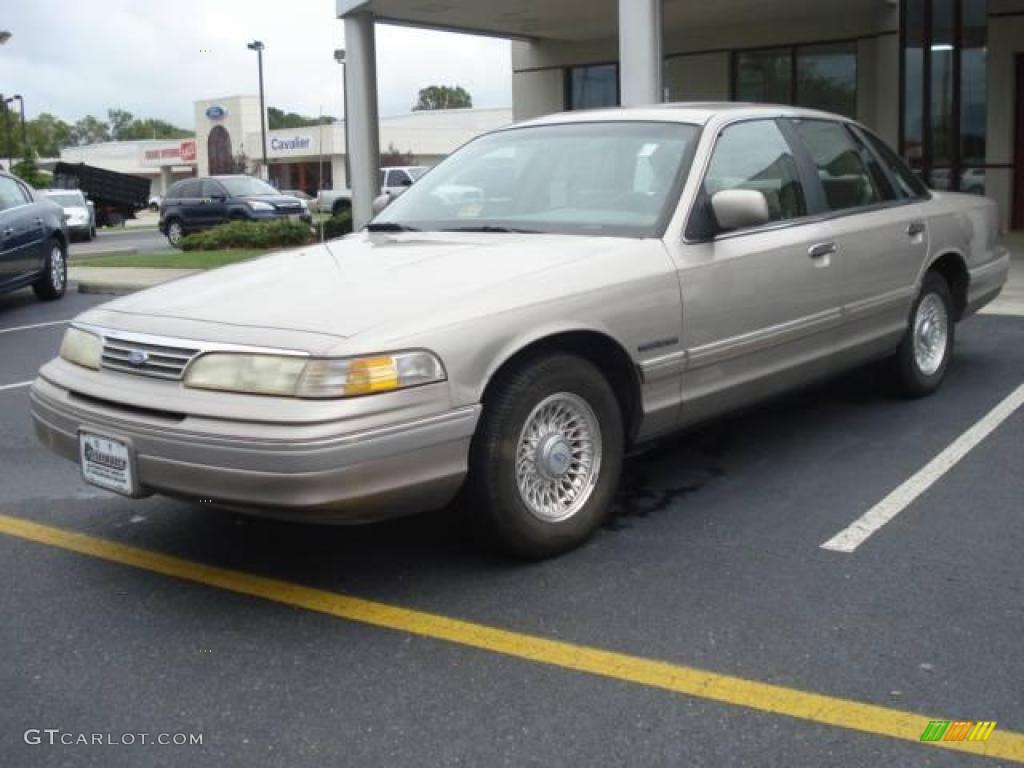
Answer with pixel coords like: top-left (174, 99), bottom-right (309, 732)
top-left (786, 119), bottom-right (926, 357)
top-left (0, 176), bottom-right (43, 282)
top-left (667, 118), bottom-right (845, 426)
top-left (200, 180), bottom-right (230, 226)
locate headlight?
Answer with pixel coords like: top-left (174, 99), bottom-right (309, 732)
top-left (184, 354), bottom-right (307, 396)
top-left (184, 351), bottom-right (445, 398)
top-left (248, 200), bottom-right (275, 211)
top-left (59, 327), bottom-right (102, 370)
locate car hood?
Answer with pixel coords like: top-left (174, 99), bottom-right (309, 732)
top-left (79, 232), bottom-right (643, 352)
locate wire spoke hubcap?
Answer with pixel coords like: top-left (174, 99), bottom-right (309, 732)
top-left (515, 392), bottom-right (602, 523)
top-left (913, 293), bottom-right (948, 376)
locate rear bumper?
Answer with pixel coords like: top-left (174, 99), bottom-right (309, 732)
top-left (30, 375), bottom-right (480, 523)
top-left (965, 248), bottom-right (1011, 317)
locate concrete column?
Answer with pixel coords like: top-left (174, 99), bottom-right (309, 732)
top-left (618, 0), bottom-right (663, 106)
top-left (159, 166), bottom-right (173, 195)
top-left (343, 11), bottom-right (380, 229)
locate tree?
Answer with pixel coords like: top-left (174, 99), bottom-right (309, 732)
top-left (107, 108), bottom-right (134, 140)
top-left (413, 85), bottom-right (473, 111)
top-left (267, 107), bottom-right (336, 130)
top-left (70, 115), bottom-right (110, 146)
top-left (12, 150), bottom-right (49, 188)
top-left (26, 113), bottom-right (72, 157)
top-left (380, 142), bottom-right (414, 167)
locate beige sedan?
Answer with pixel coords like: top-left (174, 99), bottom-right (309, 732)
top-left (32, 104), bottom-right (1009, 558)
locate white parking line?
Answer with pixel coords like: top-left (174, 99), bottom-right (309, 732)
top-left (821, 382), bottom-right (1024, 553)
top-left (0, 381), bottom-right (34, 392)
top-left (0, 320), bottom-right (69, 335)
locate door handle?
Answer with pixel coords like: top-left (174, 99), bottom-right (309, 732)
top-left (808, 242), bottom-right (838, 259)
top-left (907, 221), bottom-right (925, 237)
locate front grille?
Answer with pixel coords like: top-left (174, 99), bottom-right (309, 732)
top-left (101, 336), bottom-right (201, 380)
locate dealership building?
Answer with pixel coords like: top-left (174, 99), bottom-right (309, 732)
top-left (57, 99), bottom-right (512, 198)
top-left (335, 0), bottom-right (1024, 229)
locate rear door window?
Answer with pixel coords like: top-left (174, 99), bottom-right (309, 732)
top-left (858, 129), bottom-right (930, 200)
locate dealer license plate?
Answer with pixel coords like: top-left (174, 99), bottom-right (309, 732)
top-left (80, 433), bottom-right (134, 496)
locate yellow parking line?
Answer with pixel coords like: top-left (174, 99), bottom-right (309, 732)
top-left (1, 511), bottom-right (1022, 763)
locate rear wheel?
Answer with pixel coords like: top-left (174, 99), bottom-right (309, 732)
top-left (332, 200), bottom-right (351, 216)
top-left (166, 218), bottom-right (184, 248)
top-left (33, 239), bottom-right (67, 301)
top-left (893, 271), bottom-right (955, 397)
top-left (465, 353), bottom-right (624, 559)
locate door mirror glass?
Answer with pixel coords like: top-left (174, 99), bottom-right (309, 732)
top-left (711, 189), bottom-right (771, 232)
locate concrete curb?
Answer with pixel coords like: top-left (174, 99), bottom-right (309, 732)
top-left (75, 282), bottom-right (147, 297)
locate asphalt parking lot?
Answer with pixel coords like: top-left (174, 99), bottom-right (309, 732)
top-left (68, 226), bottom-right (172, 258)
top-left (1, 286), bottom-right (1022, 766)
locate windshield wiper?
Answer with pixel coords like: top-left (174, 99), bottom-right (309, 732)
top-left (442, 225), bottom-right (539, 234)
top-left (366, 222), bottom-right (420, 232)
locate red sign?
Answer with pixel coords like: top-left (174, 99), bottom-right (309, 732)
top-left (179, 140), bottom-right (197, 163)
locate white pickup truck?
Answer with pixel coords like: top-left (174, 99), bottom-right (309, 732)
top-left (317, 165), bottom-right (428, 216)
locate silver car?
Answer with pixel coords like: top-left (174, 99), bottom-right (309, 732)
top-left (41, 189), bottom-right (96, 241)
top-left (31, 104), bottom-right (1009, 558)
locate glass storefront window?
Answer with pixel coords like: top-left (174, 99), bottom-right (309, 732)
top-left (796, 43), bottom-right (857, 118)
top-left (961, 0), bottom-right (988, 164)
top-left (903, 0), bottom-right (925, 170)
top-left (930, 0), bottom-right (955, 169)
top-left (735, 48), bottom-right (792, 104)
top-left (902, 0), bottom-right (988, 189)
top-left (733, 44), bottom-right (856, 117)
top-left (567, 64), bottom-right (619, 110)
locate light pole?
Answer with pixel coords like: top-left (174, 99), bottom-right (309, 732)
top-left (9, 95), bottom-right (26, 152)
top-left (334, 48), bottom-right (351, 190)
top-left (1, 95), bottom-right (11, 168)
top-left (247, 40), bottom-right (268, 179)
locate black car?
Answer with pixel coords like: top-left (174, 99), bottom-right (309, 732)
top-left (0, 171), bottom-right (69, 302)
top-left (158, 175), bottom-right (312, 247)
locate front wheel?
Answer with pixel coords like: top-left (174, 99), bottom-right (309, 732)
top-left (33, 239), bottom-right (67, 301)
top-left (465, 354), bottom-right (624, 559)
top-left (166, 219), bottom-right (184, 248)
top-left (892, 271), bottom-right (955, 397)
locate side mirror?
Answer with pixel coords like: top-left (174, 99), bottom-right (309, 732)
top-left (371, 193), bottom-right (392, 215)
top-left (400, 178), bottom-right (413, 187)
top-left (710, 189), bottom-right (771, 233)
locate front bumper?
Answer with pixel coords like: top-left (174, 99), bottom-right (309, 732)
top-left (30, 370), bottom-right (480, 523)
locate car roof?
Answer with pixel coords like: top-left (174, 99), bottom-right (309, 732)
top-left (512, 102), bottom-right (849, 129)
top-left (42, 188), bottom-right (84, 195)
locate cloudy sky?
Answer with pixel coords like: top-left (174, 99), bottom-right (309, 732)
top-left (1, 0), bottom-right (511, 127)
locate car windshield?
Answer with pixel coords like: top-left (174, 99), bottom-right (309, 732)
top-left (372, 121), bottom-right (700, 238)
top-left (47, 193), bottom-right (84, 207)
top-left (218, 177), bottom-right (279, 197)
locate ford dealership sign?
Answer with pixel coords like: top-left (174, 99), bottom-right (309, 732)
top-left (205, 105), bottom-right (227, 120)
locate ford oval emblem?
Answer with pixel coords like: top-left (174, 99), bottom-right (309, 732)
top-left (205, 105), bottom-right (226, 120)
top-left (128, 349), bottom-right (149, 367)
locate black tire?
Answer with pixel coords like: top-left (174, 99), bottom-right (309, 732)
top-left (86, 226), bottom-right (95, 241)
top-left (332, 200), bottom-right (351, 216)
top-left (465, 353), bottom-right (624, 559)
top-left (33, 238), bottom-right (67, 301)
top-left (892, 271), bottom-right (955, 398)
top-left (165, 218), bottom-right (185, 248)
